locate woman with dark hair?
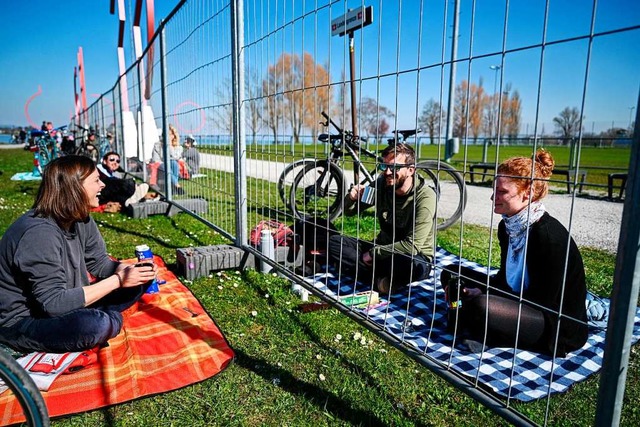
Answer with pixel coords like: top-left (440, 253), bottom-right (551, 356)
top-left (0, 156), bottom-right (156, 353)
top-left (441, 149), bottom-right (588, 357)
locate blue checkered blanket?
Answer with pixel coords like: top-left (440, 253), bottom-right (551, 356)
top-left (303, 247), bottom-right (640, 402)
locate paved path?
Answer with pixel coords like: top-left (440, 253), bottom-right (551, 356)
top-left (201, 153), bottom-right (624, 253)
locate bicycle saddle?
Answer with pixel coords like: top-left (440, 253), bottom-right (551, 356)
top-left (393, 128), bottom-right (422, 141)
top-left (318, 133), bottom-right (343, 143)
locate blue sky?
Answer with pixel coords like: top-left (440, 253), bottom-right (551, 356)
top-left (1, 0), bottom-right (639, 135)
top-left (0, 0), bottom-right (176, 128)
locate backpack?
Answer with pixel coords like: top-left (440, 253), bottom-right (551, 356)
top-left (249, 220), bottom-right (294, 248)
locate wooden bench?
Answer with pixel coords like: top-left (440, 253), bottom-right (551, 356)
top-left (552, 169), bottom-right (587, 193)
top-left (607, 172), bottom-right (628, 199)
top-left (469, 163), bottom-right (496, 183)
top-left (468, 163), bottom-right (587, 193)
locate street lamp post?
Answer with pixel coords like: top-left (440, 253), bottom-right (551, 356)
top-left (483, 65), bottom-right (501, 162)
top-left (629, 106), bottom-right (636, 129)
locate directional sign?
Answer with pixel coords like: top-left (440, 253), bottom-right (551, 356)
top-left (331, 6), bottom-right (373, 37)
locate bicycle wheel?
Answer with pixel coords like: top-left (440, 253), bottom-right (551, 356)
top-left (0, 349), bottom-right (49, 426)
top-left (277, 158), bottom-right (317, 207)
top-left (415, 160), bottom-right (467, 231)
top-left (290, 160), bottom-right (345, 221)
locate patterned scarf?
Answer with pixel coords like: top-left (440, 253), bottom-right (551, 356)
top-left (502, 201), bottom-right (546, 260)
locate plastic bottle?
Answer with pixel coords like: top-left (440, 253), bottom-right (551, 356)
top-left (259, 229), bottom-right (275, 273)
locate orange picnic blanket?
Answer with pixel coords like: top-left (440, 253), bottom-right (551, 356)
top-left (0, 257), bottom-right (235, 425)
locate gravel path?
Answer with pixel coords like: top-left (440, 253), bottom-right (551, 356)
top-left (200, 153), bottom-right (624, 254)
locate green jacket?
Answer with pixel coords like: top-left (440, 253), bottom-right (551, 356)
top-left (344, 175), bottom-right (436, 260)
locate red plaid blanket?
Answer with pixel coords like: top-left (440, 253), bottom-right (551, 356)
top-left (0, 257), bottom-right (234, 425)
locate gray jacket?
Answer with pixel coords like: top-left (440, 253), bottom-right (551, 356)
top-left (0, 211), bottom-right (119, 327)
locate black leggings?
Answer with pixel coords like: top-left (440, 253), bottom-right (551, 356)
top-left (441, 264), bottom-right (547, 352)
top-left (328, 235), bottom-right (431, 288)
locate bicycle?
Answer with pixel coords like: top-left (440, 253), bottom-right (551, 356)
top-left (29, 128), bottom-right (63, 174)
top-left (285, 111), bottom-right (467, 231)
top-left (0, 348), bottom-right (50, 426)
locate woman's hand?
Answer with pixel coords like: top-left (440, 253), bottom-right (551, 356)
top-left (444, 285), bottom-right (482, 302)
top-left (117, 263), bottom-right (157, 288)
top-left (462, 287), bottom-right (482, 298)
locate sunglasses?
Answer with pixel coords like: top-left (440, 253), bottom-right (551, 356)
top-left (378, 163), bottom-right (412, 173)
top-left (108, 158), bottom-right (121, 163)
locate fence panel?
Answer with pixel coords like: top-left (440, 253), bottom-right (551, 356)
top-left (71, 1), bottom-right (640, 425)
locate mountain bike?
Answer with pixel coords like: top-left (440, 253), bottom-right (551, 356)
top-left (285, 111), bottom-right (467, 231)
top-left (0, 348), bottom-right (50, 426)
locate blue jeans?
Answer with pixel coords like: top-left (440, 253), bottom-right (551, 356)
top-left (0, 286), bottom-right (146, 353)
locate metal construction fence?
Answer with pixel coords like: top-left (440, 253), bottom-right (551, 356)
top-left (73, 1), bottom-right (640, 425)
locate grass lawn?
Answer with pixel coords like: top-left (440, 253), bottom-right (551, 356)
top-left (0, 148), bottom-right (637, 426)
top-left (203, 142), bottom-right (631, 191)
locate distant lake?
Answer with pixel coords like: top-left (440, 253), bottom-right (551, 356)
top-left (0, 134), bottom-right (16, 144)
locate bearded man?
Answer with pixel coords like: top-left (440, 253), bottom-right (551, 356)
top-left (328, 143), bottom-right (436, 294)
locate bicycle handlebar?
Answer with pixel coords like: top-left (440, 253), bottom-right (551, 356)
top-left (319, 111), bottom-right (368, 145)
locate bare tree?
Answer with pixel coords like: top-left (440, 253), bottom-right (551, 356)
top-left (358, 97), bottom-right (395, 142)
top-left (468, 80), bottom-right (486, 142)
top-left (454, 81), bottom-right (470, 138)
top-left (418, 98), bottom-right (444, 145)
top-left (245, 69), bottom-right (263, 146)
top-left (377, 118), bottom-right (390, 137)
top-left (454, 80), bottom-right (485, 140)
top-left (209, 80), bottom-right (233, 137)
top-left (503, 90), bottom-right (521, 138)
top-left (263, 52), bottom-right (331, 144)
top-left (553, 106), bottom-right (583, 144)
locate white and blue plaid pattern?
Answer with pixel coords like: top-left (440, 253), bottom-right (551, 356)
top-left (304, 247), bottom-right (640, 402)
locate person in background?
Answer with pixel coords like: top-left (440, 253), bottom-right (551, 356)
top-left (182, 134), bottom-right (200, 175)
top-left (149, 125), bottom-right (184, 194)
top-left (440, 149), bottom-right (588, 357)
top-left (97, 152), bottom-right (149, 208)
top-left (328, 143), bottom-right (437, 294)
top-left (84, 131), bottom-right (100, 163)
top-left (168, 125), bottom-right (184, 191)
top-left (0, 156), bottom-right (156, 353)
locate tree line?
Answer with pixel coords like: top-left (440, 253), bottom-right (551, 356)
top-left (207, 52), bottom-right (632, 145)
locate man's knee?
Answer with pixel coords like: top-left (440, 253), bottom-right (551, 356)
top-left (328, 234), bottom-right (343, 260)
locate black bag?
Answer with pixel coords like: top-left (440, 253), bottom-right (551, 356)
top-left (290, 216), bottom-right (338, 259)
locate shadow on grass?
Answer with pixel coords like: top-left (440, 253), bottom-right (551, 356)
top-left (239, 271), bottom-right (422, 424)
top-left (232, 347), bottom-right (399, 426)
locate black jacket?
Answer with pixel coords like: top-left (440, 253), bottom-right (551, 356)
top-left (491, 212), bottom-right (588, 356)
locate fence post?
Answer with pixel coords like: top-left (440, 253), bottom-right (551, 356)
top-left (111, 88), bottom-right (121, 156)
top-left (595, 97), bottom-right (640, 426)
top-left (116, 79), bottom-right (126, 160)
top-left (136, 57), bottom-right (146, 177)
top-left (231, 0), bottom-right (247, 247)
top-left (159, 25), bottom-right (172, 200)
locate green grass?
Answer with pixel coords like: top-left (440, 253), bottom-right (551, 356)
top-left (0, 148), bottom-right (636, 426)
top-left (202, 142), bottom-right (631, 192)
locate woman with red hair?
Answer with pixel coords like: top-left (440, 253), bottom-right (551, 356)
top-left (441, 149), bottom-right (588, 357)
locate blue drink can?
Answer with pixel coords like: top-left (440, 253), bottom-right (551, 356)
top-left (135, 244), bottom-right (159, 293)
